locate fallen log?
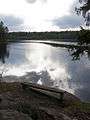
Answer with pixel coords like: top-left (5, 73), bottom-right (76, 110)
top-left (21, 82), bottom-right (66, 102)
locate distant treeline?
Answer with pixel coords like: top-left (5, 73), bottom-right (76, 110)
top-left (8, 31), bottom-right (79, 42)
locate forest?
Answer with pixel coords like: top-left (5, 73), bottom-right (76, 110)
top-left (8, 31), bottom-right (79, 42)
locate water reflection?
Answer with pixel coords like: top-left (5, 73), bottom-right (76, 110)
top-left (0, 42), bottom-right (9, 63)
top-left (88, 46), bottom-right (90, 60)
top-left (1, 42), bottom-right (90, 102)
top-left (42, 42), bottom-right (90, 61)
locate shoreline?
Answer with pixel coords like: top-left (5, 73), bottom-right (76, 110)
top-left (0, 40), bottom-right (89, 49)
top-left (0, 82), bottom-right (89, 120)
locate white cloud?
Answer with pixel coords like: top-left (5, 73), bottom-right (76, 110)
top-left (0, 15), bottom-right (24, 31)
top-left (26, 0), bottom-right (47, 4)
top-left (26, 0), bottom-right (36, 3)
top-left (52, 0), bottom-right (85, 29)
top-left (53, 14), bottom-right (84, 29)
top-left (0, 0), bottom-right (83, 31)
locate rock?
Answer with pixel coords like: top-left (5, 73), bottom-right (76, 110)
top-left (0, 109), bottom-right (32, 120)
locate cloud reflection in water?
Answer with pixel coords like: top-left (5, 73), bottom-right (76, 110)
top-left (1, 42), bottom-right (90, 101)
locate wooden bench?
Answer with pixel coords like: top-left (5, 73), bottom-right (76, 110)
top-left (21, 82), bottom-right (65, 102)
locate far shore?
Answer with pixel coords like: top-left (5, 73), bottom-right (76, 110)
top-left (0, 39), bottom-right (89, 49)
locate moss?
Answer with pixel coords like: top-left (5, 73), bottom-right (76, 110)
top-left (0, 82), bottom-right (21, 93)
top-left (64, 101), bottom-right (90, 113)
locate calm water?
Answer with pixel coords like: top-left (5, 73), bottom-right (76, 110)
top-left (0, 41), bottom-right (90, 102)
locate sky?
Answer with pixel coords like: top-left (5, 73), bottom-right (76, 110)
top-left (0, 0), bottom-right (85, 32)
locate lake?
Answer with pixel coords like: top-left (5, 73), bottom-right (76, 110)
top-left (0, 41), bottom-right (90, 102)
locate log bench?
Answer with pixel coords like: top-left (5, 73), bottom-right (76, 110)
top-left (21, 82), bottom-right (65, 102)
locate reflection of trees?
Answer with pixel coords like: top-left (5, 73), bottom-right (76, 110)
top-left (39, 70), bottom-right (53, 87)
top-left (0, 21), bottom-right (9, 63)
top-left (21, 70), bottom-right (53, 86)
top-left (88, 46), bottom-right (90, 60)
top-left (0, 43), bottom-right (9, 63)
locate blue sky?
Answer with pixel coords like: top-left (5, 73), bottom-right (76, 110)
top-left (0, 0), bottom-right (84, 31)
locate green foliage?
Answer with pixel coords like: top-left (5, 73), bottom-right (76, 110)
top-left (0, 21), bottom-right (9, 40)
top-left (76, 0), bottom-right (90, 26)
top-left (68, 27), bottom-right (90, 61)
top-left (8, 31), bottom-right (79, 41)
top-left (79, 0), bottom-right (90, 16)
top-left (68, 46), bottom-right (88, 60)
top-left (78, 26), bottom-right (90, 45)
